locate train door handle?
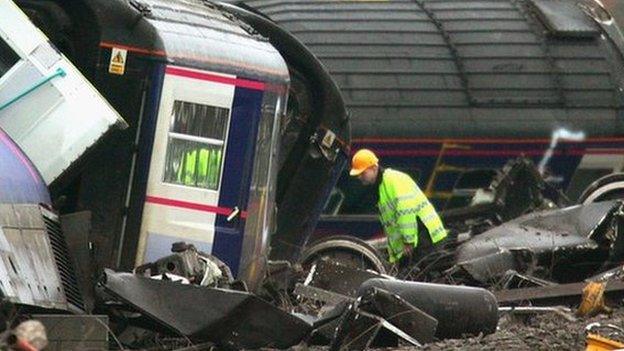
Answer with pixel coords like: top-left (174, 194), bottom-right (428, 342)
top-left (227, 206), bottom-right (240, 222)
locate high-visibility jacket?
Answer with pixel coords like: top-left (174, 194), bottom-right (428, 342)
top-left (177, 148), bottom-right (222, 189)
top-left (378, 168), bottom-right (447, 263)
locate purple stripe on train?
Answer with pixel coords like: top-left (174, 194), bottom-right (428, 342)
top-left (0, 128), bottom-right (49, 204)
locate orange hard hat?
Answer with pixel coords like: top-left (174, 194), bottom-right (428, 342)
top-left (350, 149), bottom-right (379, 176)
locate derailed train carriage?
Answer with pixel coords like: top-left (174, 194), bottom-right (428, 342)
top-left (0, 0), bottom-right (349, 314)
top-left (231, 0), bottom-right (624, 268)
top-left (239, 0), bottom-right (624, 208)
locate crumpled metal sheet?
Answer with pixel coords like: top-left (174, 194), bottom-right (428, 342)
top-left (100, 269), bottom-right (311, 349)
top-left (455, 201), bottom-right (621, 283)
top-left (306, 258), bottom-right (383, 297)
top-left (329, 287), bottom-right (436, 350)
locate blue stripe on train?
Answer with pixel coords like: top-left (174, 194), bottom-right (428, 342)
top-left (211, 86), bottom-right (263, 276)
top-left (125, 64), bottom-right (166, 268)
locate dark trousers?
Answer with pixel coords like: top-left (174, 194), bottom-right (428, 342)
top-left (398, 219), bottom-right (442, 273)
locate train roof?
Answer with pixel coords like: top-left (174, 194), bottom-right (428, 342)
top-left (92, 0), bottom-right (289, 82)
top-left (241, 0), bottom-right (624, 138)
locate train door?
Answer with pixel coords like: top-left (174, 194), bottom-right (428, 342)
top-left (136, 65), bottom-right (264, 274)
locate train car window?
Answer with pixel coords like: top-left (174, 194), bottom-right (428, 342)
top-left (0, 38), bottom-right (19, 78)
top-left (162, 100), bottom-right (230, 190)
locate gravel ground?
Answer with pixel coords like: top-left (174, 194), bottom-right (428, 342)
top-left (304, 307), bottom-right (624, 351)
top-left (419, 307), bottom-right (624, 350)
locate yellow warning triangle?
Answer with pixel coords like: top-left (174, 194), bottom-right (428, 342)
top-left (112, 52), bottom-right (124, 64)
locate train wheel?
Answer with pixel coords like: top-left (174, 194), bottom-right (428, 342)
top-left (300, 235), bottom-right (388, 274)
top-left (578, 173), bottom-right (624, 204)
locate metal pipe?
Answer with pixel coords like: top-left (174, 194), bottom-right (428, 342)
top-left (0, 67), bottom-right (66, 111)
top-left (358, 278), bottom-right (499, 339)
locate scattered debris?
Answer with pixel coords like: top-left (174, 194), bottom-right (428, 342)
top-left (134, 242), bottom-right (235, 288)
top-left (578, 282), bottom-right (612, 317)
top-left (308, 301), bottom-right (350, 345)
top-left (99, 269), bottom-right (311, 349)
top-left (330, 308), bottom-right (387, 350)
top-left (363, 288), bottom-right (438, 345)
top-left (450, 201), bottom-right (624, 285)
top-left (294, 283), bottom-right (351, 305)
top-left (588, 265), bottom-right (624, 282)
top-left (498, 270), bottom-right (558, 290)
top-left (305, 258), bottom-right (385, 297)
top-left (329, 287), bottom-right (437, 350)
top-left (442, 157), bottom-right (569, 236)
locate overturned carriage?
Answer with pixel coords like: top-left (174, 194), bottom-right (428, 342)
top-left (7, 0), bottom-right (349, 293)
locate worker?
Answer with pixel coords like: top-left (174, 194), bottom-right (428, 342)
top-left (177, 147), bottom-right (222, 189)
top-left (349, 149), bottom-right (447, 269)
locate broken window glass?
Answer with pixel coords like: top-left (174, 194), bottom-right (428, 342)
top-left (163, 100), bottom-right (229, 190)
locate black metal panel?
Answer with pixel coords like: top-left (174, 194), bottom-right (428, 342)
top-left (101, 269), bottom-right (311, 349)
top-left (454, 201), bottom-right (620, 283)
top-left (42, 210), bottom-right (84, 311)
top-left (60, 211), bottom-right (96, 312)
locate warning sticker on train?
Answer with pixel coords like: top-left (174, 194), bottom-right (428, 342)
top-left (109, 47), bottom-right (127, 75)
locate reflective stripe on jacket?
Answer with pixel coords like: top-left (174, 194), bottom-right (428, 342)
top-left (378, 168), bottom-right (447, 263)
top-left (177, 148), bottom-right (222, 188)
